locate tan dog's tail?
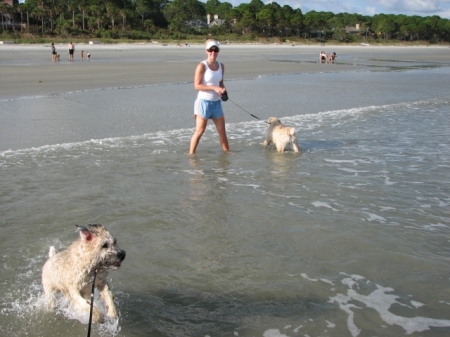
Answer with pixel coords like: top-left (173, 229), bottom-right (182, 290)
top-left (48, 246), bottom-right (56, 258)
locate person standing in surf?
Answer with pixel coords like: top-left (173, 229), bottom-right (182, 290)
top-left (189, 39), bottom-right (230, 154)
top-left (68, 42), bottom-right (75, 61)
top-left (51, 43), bottom-right (57, 61)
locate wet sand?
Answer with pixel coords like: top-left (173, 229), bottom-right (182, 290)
top-left (1, 43), bottom-right (449, 99)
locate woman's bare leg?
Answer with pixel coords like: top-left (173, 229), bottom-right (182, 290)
top-left (212, 116), bottom-right (230, 152)
top-left (189, 116), bottom-right (208, 154)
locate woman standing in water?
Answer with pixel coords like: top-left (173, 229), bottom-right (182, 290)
top-left (68, 42), bottom-right (75, 61)
top-left (51, 43), bottom-right (57, 61)
top-left (189, 39), bottom-right (229, 154)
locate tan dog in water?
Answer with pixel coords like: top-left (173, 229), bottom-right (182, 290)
top-left (263, 117), bottom-right (300, 153)
top-left (42, 224), bottom-right (126, 323)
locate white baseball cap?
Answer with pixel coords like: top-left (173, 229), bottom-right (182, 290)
top-left (206, 40), bottom-right (220, 50)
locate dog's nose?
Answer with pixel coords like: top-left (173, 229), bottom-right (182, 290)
top-left (117, 250), bottom-right (126, 261)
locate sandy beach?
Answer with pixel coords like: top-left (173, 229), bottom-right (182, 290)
top-left (1, 43), bottom-right (449, 99)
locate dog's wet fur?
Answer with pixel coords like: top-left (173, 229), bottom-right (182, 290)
top-left (263, 117), bottom-right (300, 153)
top-left (42, 224), bottom-right (126, 323)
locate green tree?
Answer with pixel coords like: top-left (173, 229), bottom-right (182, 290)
top-left (135, 0), bottom-right (151, 22)
top-left (290, 8), bottom-right (303, 37)
top-left (258, 4), bottom-right (276, 36)
top-left (162, 0), bottom-right (206, 31)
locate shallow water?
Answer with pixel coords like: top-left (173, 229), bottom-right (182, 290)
top-left (1, 58), bottom-right (450, 336)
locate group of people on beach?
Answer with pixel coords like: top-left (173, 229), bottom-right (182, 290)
top-left (319, 51), bottom-right (337, 63)
top-left (51, 42), bottom-right (90, 62)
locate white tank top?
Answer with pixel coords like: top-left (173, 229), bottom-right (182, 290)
top-left (197, 60), bottom-right (222, 101)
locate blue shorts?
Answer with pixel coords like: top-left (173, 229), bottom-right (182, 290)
top-left (194, 99), bottom-right (224, 119)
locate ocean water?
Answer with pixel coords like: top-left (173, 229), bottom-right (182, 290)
top-left (1, 59), bottom-right (450, 337)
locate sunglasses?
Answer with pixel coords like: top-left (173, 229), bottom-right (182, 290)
top-left (207, 47), bottom-right (220, 53)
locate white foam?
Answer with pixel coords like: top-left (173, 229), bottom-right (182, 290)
top-left (422, 223), bottom-right (449, 231)
top-left (362, 212), bottom-right (387, 223)
top-left (320, 278), bottom-right (335, 286)
top-left (311, 201), bottom-right (339, 211)
top-left (293, 325), bottom-right (303, 332)
top-left (338, 168), bottom-right (369, 175)
top-left (263, 329), bottom-right (289, 337)
top-left (327, 274), bottom-right (450, 336)
top-left (411, 301), bottom-right (424, 308)
top-left (325, 320), bottom-right (336, 328)
top-left (300, 273), bottom-right (318, 282)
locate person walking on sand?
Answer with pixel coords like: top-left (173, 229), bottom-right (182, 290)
top-left (189, 39), bottom-right (229, 154)
top-left (51, 43), bottom-right (57, 62)
top-left (68, 42), bottom-right (75, 61)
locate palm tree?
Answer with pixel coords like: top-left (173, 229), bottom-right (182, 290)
top-left (0, 2), bottom-right (8, 31)
top-left (119, 9), bottom-right (126, 31)
top-left (78, 2), bottom-right (87, 31)
top-left (33, 2), bottom-right (46, 34)
top-left (17, 3), bottom-right (25, 32)
top-left (106, 3), bottom-right (117, 29)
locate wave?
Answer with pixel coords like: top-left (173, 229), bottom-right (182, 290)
top-left (1, 96), bottom-right (448, 161)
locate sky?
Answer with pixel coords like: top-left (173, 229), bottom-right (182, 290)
top-left (226, 0), bottom-right (450, 19)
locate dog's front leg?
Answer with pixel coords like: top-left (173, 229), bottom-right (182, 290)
top-left (97, 283), bottom-right (117, 319)
top-left (69, 291), bottom-right (104, 323)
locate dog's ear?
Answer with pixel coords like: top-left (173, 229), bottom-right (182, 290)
top-left (76, 225), bottom-right (94, 242)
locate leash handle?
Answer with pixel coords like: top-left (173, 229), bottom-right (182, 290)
top-left (87, 269), bottom-right (98, 337)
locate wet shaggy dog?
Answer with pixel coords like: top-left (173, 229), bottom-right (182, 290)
top-left (42, 224), bottom-right (126, 323)
top-left (263, 117), bottom-right (300, 153)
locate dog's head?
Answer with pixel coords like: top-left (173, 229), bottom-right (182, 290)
top-left (267, 117), bottom-right (281, 126)
top-left (76, 224), bottom-right (126, 271)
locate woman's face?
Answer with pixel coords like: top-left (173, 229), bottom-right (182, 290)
top-left (206, 46), bottom-right (219, 58)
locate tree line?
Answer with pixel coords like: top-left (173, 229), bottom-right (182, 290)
top-left (1, 0), bottom-right (450, 42)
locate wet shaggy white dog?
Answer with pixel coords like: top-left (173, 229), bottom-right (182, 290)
top-left (42, 224), bottom-right (126, 323)
top-left (263, 117), bottom-right (300, 153)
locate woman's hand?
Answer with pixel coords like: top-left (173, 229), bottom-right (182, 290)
top-left (215, 86), bottom-right (226, 96)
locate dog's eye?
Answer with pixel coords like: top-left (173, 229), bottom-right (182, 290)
top-left (102, 242), bottom-right (109, 249)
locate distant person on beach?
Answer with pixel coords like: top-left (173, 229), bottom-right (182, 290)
top-left (328, 52), bottom-right (337, 63)
top-left (189, 39), bottom-right (229, 154)
top-left (81, 50), bottom-right (84, 59)
top-left (51, 43), bottom-right (57, 61)
top-left (68, 42), bottom-right (75, 61)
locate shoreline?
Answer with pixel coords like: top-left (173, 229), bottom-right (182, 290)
top-left (1, 44), bottom-right (449, 99)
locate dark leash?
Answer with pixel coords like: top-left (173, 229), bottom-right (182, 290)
top-left (222, 92), bottom-right (268, 123)
top-left (87, 269), bottom-right (98, 337)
